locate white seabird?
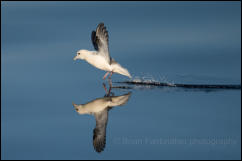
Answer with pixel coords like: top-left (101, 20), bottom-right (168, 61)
top-left (73, 22), bottom-right (132, 80)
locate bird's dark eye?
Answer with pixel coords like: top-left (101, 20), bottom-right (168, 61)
top-left (78, 53), bottom-right (80, 55)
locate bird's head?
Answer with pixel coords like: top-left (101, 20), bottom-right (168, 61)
top-left (72, 102), bottom-right (86, 114)
top-left (73, 49), bottom-right (87, 61)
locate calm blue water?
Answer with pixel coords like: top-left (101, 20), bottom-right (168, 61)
top-left (1, 2), bottom-right (241, 160)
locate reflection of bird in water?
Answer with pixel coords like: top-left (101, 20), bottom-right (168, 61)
top-left (73, 22), bottom-right (132, 80)
top-left (72, 87), bottom-right (131, 153)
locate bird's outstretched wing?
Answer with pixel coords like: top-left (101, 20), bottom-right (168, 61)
top-left (93, 109), bottom-right (108, 153)
top-left (91, 23), bottom-right (111, 64)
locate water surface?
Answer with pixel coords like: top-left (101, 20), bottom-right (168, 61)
top-left (1, 1), bottom-right (241, 160)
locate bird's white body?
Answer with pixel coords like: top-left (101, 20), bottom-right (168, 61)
top-left (75, 49), bottom-right (131, 78)
top-left (74, 23), bottom-right (132, 79)
top-left (83, 50), bottom-right (112, 71)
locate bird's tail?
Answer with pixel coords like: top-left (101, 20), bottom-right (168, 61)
top-left (120, 68), bottom-right (132, 78)
top-left (111, 58), bottom-right (132, 78)
top-left (113, 65), bottom-right (132, 78)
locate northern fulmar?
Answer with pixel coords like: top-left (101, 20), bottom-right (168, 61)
top-left (73, 22), bottom-right (132, 80)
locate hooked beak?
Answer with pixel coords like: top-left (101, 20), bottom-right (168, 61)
top-left (72, 102), bottom-right (78, 108)
top-left (73, 56), bottom-right (77, 61)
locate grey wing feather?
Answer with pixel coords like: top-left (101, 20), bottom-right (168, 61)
top-left (91, 22), bottom-right (111, 64)
top-left (91, 31), bottom-right (98, 51)
top-left (93, 109), bottom-right (108, 153)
